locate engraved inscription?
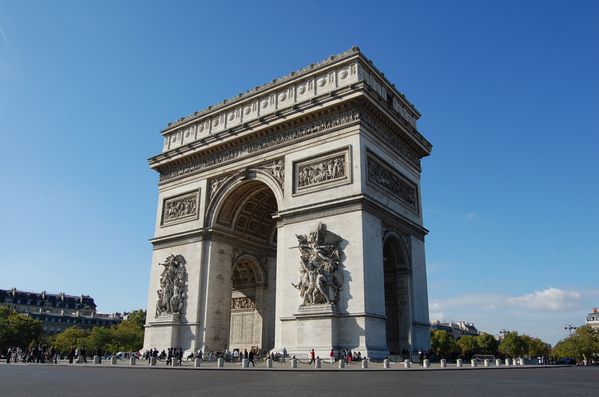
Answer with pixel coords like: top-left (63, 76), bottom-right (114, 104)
top-left (162, 191), bottom-right (199, 225)
top-left (367, 154), bottom-right (418, 211)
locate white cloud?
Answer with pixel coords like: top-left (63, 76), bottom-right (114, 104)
top-left (507, 287), bottom-right (581, 311)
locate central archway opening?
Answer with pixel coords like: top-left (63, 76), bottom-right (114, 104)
top-left (383, 236), bottom-right (412, 356)
top-left (213, 180), bottom-right (278, 354)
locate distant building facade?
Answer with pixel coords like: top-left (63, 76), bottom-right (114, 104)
top-left (431, 320), bottom-right (479, 339)
top-left (0, 288), bottom-right (122, 334)
top-left (586, 308), bottom-right (599, 329)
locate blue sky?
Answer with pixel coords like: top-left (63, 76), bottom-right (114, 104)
top-left (0, 0), bottom-right (597, 345)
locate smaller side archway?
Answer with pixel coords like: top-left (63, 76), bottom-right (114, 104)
top-left (382, 232), bottom-right (412, 356)
top-left (229, 255), bottom-right (269, 351)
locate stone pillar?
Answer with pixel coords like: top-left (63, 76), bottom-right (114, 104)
top-left (77, 355), bottom-right (84, 364)
top-left (339, 359), bottom-right (345, 368)
top-left (383, 359), bottom-right (390, 368)
top-left (403, 359), bottom-right (411, 368)
top-left (291, 358), bottom-right (298, 368)
top-left (129, 357), bottom-right (136, 366)
top-left (266, 358), bottom-right (273, 368)
top-left (194, 358), bottom-right (201, 367)
top-left (315, 358), bottom-right (321, 368)
top-left (484, 359), bottom-right (489, 367)
top-left (456, 359), bottom-right (463, 368)
top-left (471, 359), bottom-right (477, 367)
top-left (423, 359), bottom-right (430, 368)
top-left (150, 357), bottom-right (157, 366)
top-left (217, 358), bottom-right (224, 368)
top-left (440, 359), bottom-right (446, 368)
top-left (242, 358), bottom-right (249, 368)
top-left (495, 359), bottom-right (501, 366)
top-left (505, 358), bottom-right (511, 366)
top-left (172, 358), bottom-right (178, 367)
top-left (362, 358), bottom-right (368, 369)
top-left (93, 355), bottom-right (100, 364)
top-left (111, 356), bottom-right (117, 365)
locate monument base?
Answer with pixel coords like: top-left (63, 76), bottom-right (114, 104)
top-left (278, 304), bottom-right (389, 359)
top-left (143, 313), bottom-right (181, 350)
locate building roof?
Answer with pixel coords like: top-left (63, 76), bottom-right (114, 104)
top-left (0, 288), bottom-right (96, 310)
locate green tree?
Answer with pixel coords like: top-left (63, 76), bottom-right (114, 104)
top-left (498, 331), bottom-right (527, 358)
top-left (52, 327), bottom-right (88, 353)
top-left (0, 306), bottom-right (43, 351)
top-left (523, 335), bottom-right (550, 358)
top-left (431, 330), bottom-right (457, 358)
top-left (86, 327), bottom-right (113, 353)
top-left (107, 310), bottom-right (146, 353)
top-left (552, 325), bottom-right (599, 362)
top-left (475, 332), bottom-right (499, 355)
top-left (456, 335), bottom-right (478, 359)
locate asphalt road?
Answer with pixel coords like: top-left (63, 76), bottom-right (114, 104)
top-left (0, 364), bottom-right (596, 397)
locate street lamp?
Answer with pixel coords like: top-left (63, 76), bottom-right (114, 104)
top-left (564, 324), bottom-right (577, 335)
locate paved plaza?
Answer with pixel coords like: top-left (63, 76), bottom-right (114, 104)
top-left (0, 361), bottom-right (597, 397)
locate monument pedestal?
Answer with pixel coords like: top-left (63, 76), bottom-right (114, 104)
top-left (283, 304), bottom-right (339, 357)
top-left (144, 313), bottom-right (181, 349)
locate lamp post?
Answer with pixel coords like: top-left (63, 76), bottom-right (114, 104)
top-left (564, 324), bottom-right (577, 335)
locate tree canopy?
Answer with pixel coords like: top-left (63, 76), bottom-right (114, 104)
top-left (0, 306), bottom-right (43, 351)
top-left (552, 325), bottom-right (599, 362)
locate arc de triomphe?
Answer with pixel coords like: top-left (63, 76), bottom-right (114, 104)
top-left (143, 47), bottom-right (432, 358)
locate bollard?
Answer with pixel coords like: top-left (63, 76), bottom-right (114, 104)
top-left (150, 357), bottom-right (157, 366)
top-left (241, 358), bottom-right (249, 368)
top-left (403, 359), bottom-right (411, 368)
top-left (361, 358), bottom-right (368, 369)
top-left (77, 355), bottom-right (84, 364)
top-left (505, 358), bottom-right (511, 366)
top-left (217, 358), bottom-right (224, 368)
top-left (111, 356), bottom-right (117, 365)
top-left (519, 358), bottom-right (525, 366)
top-left (315, 358), bottom-right (321, 368)
top-left (495, 359), bottom-right (501, 367)
top-left (266, 358), bottom-right (273, 368)
top-left (291, 358), bottom-right (298, 368)
top-left (383, 359), bottom-right (390, 368)
top-left (423, 359), bottom-right (430, 368)
top-left (484, 359), bottom-right (489, 367)
top-left (194, 358), bottom-right (201, 367)
top-left (339, 359), bottom-right (345, 368)
top-left (172, 358), bottom-right (178, 367)
top-left (93, 355), bottom-right (100, 364)
top-left (471, 359), bottom-right (477, 367)
top-left (129, 356), bottom-right (136, 366)
top-left (440, 359), bottom-right (447, 368)
top-left (456, 359), bottom-right (463, 368)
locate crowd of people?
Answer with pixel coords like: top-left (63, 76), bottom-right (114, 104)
top-left (4, 345), bottom-right (59, 364)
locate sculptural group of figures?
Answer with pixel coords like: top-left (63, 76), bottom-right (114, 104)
top-left (298, 157), bottom-right (345, 188)
top-left (292, 223), bottom-right (344, 305)
top-left (155, 254), bottom-right (187, 317)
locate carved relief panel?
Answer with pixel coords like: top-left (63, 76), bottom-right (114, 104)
top-left (161, 190), bottom-right (200, 227)
top-left (293, 147), bottom-right (351, 195)
top-left (366, 152), bottom-right (419, 213)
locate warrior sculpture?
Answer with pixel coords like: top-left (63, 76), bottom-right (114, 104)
top-left (292, 223), bottom-right (344, 305)
top-left (155, 254), bottom-right (187, 317)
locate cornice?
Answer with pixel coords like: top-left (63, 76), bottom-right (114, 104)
top-left (156, 47), bottom-right (425, 158)
top-left (163, 47), bottom-right (419, 132)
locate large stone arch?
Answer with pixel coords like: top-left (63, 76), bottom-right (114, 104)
top-left (205, 169), bottom-right (284, 231)
top-left (201, 176), bottom-right (279, 353)
top-left (382, 231), bottom-right (413, 356)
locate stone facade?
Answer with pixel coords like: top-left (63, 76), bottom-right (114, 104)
top-left (143, 47), bottom-right (432, 358)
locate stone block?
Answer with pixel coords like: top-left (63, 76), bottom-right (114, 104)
top-left (194, 358), bottom-right (201, 367)
top-left (440, 359), bottom-right (446, 368)
top-left (361, 358), bottom-right (368, 368)
top-left (129, 357), bottom-right (136, 366)
top-left (456, 359), bottom-right (463, 368)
